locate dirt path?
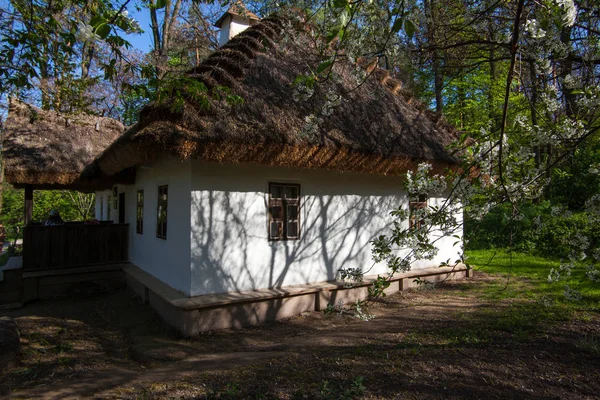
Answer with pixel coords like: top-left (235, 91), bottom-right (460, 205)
top-left (8, 351), bottom-right (289, 399)
top-left (2, 273), bottom-right (599, 399)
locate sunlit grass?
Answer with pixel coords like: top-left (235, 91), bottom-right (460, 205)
top-left (466, 249), bottom-right (600, 312)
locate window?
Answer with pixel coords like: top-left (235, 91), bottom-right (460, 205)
top-left (409, 194), bottom-right (428, 229)
top-left (268, 183), bottom-right (300, 240)
top-left (100, 197), bottom-right (104, 220)
top-left (156, 185), bottom-right (168, 239)
top-left (136, 190), bottom-right (144, 234)
top-left (107, 195), bottom-right (111, 220)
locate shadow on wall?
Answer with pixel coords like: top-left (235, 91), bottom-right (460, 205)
top-left (189, 183), bottom-right (402, 300)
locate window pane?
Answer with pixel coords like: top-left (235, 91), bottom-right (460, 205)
top-left (285, 186), bottom-right (298, 199)
top-left (270, 206), bottom-right (283, 220)
top-left (270, 185), bottom-right (282, 199)
top-left (287, 221), bottom-right (298, 237)
top-left (270, 221), bottom-right (283, 238)
top-left (287, 205), bottom-right (298, 220)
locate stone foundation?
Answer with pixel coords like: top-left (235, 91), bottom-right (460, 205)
top-left (125, 264), bottom-right (470, 336)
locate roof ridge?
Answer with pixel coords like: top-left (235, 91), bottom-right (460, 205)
top-left (179, 16), bottom-right (287, 114)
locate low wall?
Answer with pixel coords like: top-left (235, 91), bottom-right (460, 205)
top-left (125, 264), bottom-right (470, 336)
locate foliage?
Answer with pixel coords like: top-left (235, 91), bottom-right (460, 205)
top-left (467, 201), bottom-right (599, 259)
top-left (292, 0), bottom-right (600, 312)
top-left (0, 185), bottom-right (94, 239)
top-left (0, 0), bottom-right (142, 112)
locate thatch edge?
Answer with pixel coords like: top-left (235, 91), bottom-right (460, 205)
top-left (97, 121), bottom-right (457, 177)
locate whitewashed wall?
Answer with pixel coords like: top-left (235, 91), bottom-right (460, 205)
top-left (95, 156), bottom-right (192, 295)
top-left (95, 159), bottom-right (463, 297)
top-left (94, 190), bottom-right (113, 222)
top-left (189, 162), bottom-right (463, 296)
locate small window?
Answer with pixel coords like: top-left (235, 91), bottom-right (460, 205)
top-left (136, 190), bottom-right (144, 234)
top-left (156, 185), bottom-right (168, 239)
top-left (268, 183), bottom-right (300, 240)
top-left (100, 197), bottom-right (104, 220)
top-left (409, 194), bottom-right (428, 229)
top-left (107, 195), bottom-right (111, 220)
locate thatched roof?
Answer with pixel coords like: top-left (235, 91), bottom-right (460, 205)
top-left (2, 99), bottom-right (133, 190)
top-left (215, 2), bottom-right (260, 28)
top-left (95, 13), bottom-right (461, 178)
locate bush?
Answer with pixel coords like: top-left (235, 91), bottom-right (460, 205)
top-left (465, 202), bottom-right (599, 259)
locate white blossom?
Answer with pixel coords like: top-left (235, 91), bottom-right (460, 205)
top-left (128, 18), bottom-right (141, 33)
top-left (525, 19), bottom-right (546, 39)
top-left (554, 0), bottom-right (577, 27)
top-left (76, 21), bottom-right (101, 44)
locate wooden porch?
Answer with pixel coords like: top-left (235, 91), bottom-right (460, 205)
top-left (1, 224), bottom-right (129, 305)
top-left (22, 223), bottom-right (129, 270)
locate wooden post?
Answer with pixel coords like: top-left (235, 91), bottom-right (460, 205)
top-left (24, 185), bottom-right (33, 226)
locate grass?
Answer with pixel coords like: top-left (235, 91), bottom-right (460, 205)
top-left (466, 249), bottom-right (600, 312)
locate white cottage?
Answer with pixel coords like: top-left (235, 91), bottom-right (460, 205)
top-left (88, 10), bottom-right (466, 334)
top-left (1, 9), bottom-right (466, 334)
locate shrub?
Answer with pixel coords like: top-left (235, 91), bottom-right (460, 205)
top-left (465, 202), bottom-right (598, 259)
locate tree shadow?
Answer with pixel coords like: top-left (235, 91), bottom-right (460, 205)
top-left (188, 163), bottom-right (408, 326)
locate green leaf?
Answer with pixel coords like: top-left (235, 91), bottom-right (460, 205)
top-left (155, 0), bottom-right (167, 9)
top-left (95, 24), bottom-right (111, 39)
top-left (90, 16), bottom-right (104, 27)
top-left (293, 75), bottom-right (307, 86)
top-left (391, 18), bottom-right (403, 34)
top-left (316, 60), bottom-right (333, 74)
top-left (332, 0), bottom-right (348, 8)
top-left (325, 28), bottom-right (340, 43)
top-left (305, 75), bottom-right (316, 88)
top-left (404, 19), bottom-right (415, 39)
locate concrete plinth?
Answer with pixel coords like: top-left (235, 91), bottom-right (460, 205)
top-left (125, 264), bottom-right (469, 336)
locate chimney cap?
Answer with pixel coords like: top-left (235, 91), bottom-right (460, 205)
top-left (214, 1), bottom-right (260, 28)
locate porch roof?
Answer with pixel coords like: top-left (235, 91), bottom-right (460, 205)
top-left (2, 99), bottom-right (134, 191)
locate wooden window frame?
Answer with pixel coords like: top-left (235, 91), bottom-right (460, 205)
top-left (156, 185), bottom-right (168, 240)
top-left (100, 197), bottom-right (104, 220)
top-left (136, 190), bottom-right (144, 234)
top-left (409, 194), bottom-right (428, 230)
top-left (268, 182), bottom-right (300, 241)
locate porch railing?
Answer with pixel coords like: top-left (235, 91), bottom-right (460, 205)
top-left (22, 223), bottom-right (129, 270)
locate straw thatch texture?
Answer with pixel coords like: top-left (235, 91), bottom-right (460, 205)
top-left (96, 14), bottom-right (460, 177)
top-left (2, 99), bottom-right (131, 189)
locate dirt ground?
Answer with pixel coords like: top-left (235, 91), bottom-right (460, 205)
top-left (1, 272), bottom-right (599, 399)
